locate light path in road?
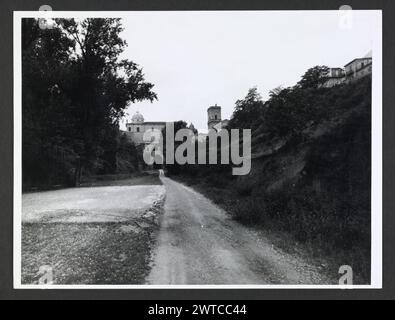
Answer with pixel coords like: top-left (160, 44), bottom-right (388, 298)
top-left (22, 185), bottom-right (165, 223)
top-left (147, 177), bottom-right (332, 285)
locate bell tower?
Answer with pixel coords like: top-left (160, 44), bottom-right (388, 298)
top-left (207, 104), bottom-right (222, 130)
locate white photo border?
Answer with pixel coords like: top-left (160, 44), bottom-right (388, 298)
top-left (13, 10), bottom-right (383, 290)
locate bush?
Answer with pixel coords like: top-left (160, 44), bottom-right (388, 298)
top-left (231, 197), bottom-right (266, 225)
top-left (235, 179), bottom-right (254, 197)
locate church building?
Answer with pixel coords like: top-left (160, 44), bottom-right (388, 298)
top-left (123, 105), bottom-right (229, 146)
top-left (207, 104), bottom-right (229, 131)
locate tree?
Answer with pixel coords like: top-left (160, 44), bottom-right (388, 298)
top-left (22, 18), bottom-right (77, 187)
top-left (59, 18), bottom-right (157, 173)
top-left (262, 87), bottom-right (306, 137)
top-left (268, 86), bottom-right (284, 99)
top-left (228, 87), bottom-right (265, 131)
top-left (227, 67), bottom-right (331, 140)
top-left (22, 18), bottom-right (157, 188)
top-left (161, 121), bottom-right (188, 175)
top-left (297, 66), bottom-right (330, 89)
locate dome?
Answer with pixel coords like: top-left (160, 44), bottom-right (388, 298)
top-left (131, 111), bottom-right (144, 123)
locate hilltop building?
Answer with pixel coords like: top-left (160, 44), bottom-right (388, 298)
top-left (323, 52), bottom-right (372, 88)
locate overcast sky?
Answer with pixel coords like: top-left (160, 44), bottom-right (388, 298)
top-left (119, 11), bottom-right (380, 131)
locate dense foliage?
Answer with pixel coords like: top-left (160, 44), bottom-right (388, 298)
top-left (171, 69), bottom-right (372, 283)
top-left (22, 18), bottom-right (156, 189)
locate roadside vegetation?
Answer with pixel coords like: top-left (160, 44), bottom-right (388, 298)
top-left (22, 18), bottom-right (156, 190)
top-left (167, 71), bottom-right (371, 284)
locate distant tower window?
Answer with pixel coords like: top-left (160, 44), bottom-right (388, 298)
top-left (137, 127), bottom-right (140, 132)
top-left (128, 127), bottom-right (131, 132)
top-left (215, 115), bottom-right (218, 120)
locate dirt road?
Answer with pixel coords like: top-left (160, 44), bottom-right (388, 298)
top-left (148, 177), bottom-right (332, 285)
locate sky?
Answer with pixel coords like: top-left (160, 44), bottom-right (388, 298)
top-left (118, 11), bottom-right (380, 132)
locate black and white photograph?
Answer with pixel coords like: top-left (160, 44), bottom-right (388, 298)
top-left (13, 9), bottom-right (382, 289)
